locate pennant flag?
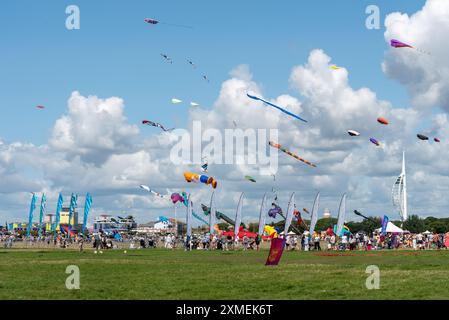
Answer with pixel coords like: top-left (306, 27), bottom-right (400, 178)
top-left (54, 193), bottom-right (63, 236)
top-left (283, 193), bottom-right (295, 238)
top-left (67, 193), bottom-right (78, 238)
top-left (82, 193), bottom-right (92, 233)
top-left (381, 215), bottom-right (389, 236)
top-left (234, 193), bottom-right (244, 241)
top-left (257, 193), bottom-right (267, 237)
top-left (186, 193), bottom-right (192, 239)
top-left (209, 191), bottom-right (216, 234)
top-left (38, 194), bottom-right (46, 238)
top-left (26, 193), bottom-right (37, 237)
top-left (309, 192), bottom-right (320, 235)
top-left (265, 238), bottom-right (286, 266)
top-left (336, 193), bottom-right (347, 236)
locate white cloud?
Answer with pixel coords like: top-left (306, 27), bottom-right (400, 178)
top-left (383, 0), bottom-right (449, 111)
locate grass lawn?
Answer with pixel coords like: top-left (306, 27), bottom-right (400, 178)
top-left (1, 248), bottom-right (449, 300)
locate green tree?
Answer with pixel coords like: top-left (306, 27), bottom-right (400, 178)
top-left (403, 215), bottom-right (425, 233)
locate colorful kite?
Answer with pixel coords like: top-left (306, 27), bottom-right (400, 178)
top-left (184, 172), bottom-right (217, 189)
top-left (264, 225), bottom-right (278, 239)
top-left (247, 93), bottom-right (308, 123)
top-left (245, 175), bottom-right (256, 183)
top-left (330, 65), bottom-right (341, 70)
top-left (348, 130), bottom-right (360, 137)
top-left (390, 39), bottom-right (413, 49)
top-left (268, 203), bottom-right (282, 218)
top-left (370, 138), bottom-right (380, 146)
top-left (377, 117), bottom-right (389, 125)
top-left (390, 39), bottom-right (430, 55)
top-left (140, 185), bottom-right (167, 199)
top-left (434, 138), bottom-right (441, 143)
top-left (36, 105), bottom-right (45, 109)
top-left (142, 120), bottom-right (173, 132)
top-left (269, 141), bottom-right (317, 167)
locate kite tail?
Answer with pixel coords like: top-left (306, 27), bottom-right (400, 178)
top-left (192, 211), bottom-right (210, 227)
top-left (159, 22), bottom-right (193, 29)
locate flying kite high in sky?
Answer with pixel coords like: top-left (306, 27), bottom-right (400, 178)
top-left (434, 138), bottom-right (441, 143)
top-left (187, 59), bottom-right (196, 68)
top-left (160, 53), bottom-right (173, 64)
top-left (390, 39), bottom-right (413, 49)
top-left (145, 18), bottom-right (193, 29)
top-left (202, 75), bottom-right (210, 83)
top-left (139, 185), bottom-right (167, 199)
top-left (36, 106), bottom-right (45, 109)
top-left (330, 65), bottom-right (341, 70)
top-left (347, 130), bottom-right (360, 137)
top-left (171, 98), bottom-right (182, 104)
top-left (417, 134), bottom-right (429, 141)
top-left (184, 172), bottom-right (217, 189)
top-left (144, 18), bottom-right (159, 25)
top-left (142, 120), bottom-right (173, 132)
top-left (370, 138), bottom-right (380, 146)
top-left (245, 175), bottom-right (256, 183)
top-left (269, 141), bottom-right (317, 168)
top-left (377, 117), bottom-right (389, 125)
top-left (390, 39), bottom-right (430, 55)
top-left (247, 93), bottom-right (308, 123)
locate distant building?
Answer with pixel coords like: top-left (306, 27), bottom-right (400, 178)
top-left (59, 207), bottom-right (78, 227)
top-left (136, 219), bottom-right (177, 235)
top-left (93, 215), bottom-right (137, 234)
top-left (323, 208), bottom-right (331, 219)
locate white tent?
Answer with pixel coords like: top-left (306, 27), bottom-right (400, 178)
top-left (376, 221), bottom-right (404, 233)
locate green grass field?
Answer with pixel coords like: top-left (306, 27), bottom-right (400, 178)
top-left (1, 248), bottom-right (449, 300)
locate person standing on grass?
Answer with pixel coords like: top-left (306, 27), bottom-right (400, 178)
top-left (330, 234), bottom-right (336, 251)
top-left (255, 235), bottom-right (261, 251)
top-left (313, 233), bottom-right (321, 251)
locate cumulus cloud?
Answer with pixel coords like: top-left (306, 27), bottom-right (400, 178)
top-left (4, 12), bottom-right (449, 225)
top-left (383, 0), bottom-right (449, 111)
top-left (50, 91), bottom-right (140, 165)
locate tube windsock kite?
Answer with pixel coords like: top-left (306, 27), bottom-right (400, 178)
top-left (234, 193), bottom-right (244, 241)
top-left (184, 172), bottom-right (217, 189)
top-left (269, 141), bottom-right (317, 167)
top-left (309, 192), bottom-right (320, 235)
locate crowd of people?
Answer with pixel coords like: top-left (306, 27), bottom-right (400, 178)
top-left (2, 230), bottom-right (449, 252)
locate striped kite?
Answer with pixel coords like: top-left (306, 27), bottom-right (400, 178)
top-left (269, 141), bottom-right (317, 168)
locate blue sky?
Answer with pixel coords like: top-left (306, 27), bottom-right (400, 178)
top-left (5, 0), bottom-right (449, 223)
top-left (0, 0), bottom-right (424, 145)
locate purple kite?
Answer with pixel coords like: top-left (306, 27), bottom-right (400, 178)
top-left (370, 138), bottom-right (380, 146)
top-left (390, 39), bottom-right (413, 49)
